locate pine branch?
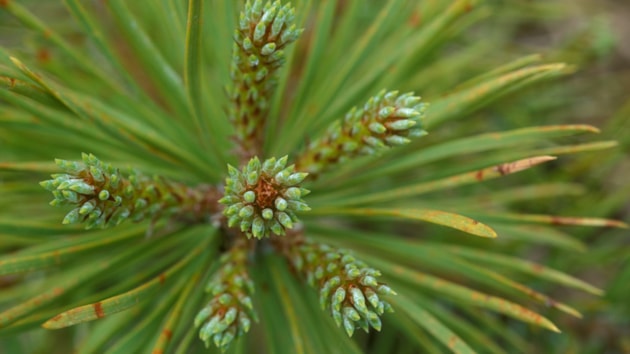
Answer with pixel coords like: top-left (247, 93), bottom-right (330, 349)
top-left (40, 153), bottom-right (220, 229)
top-left (195, 239), bottom-right (258, 352)
top-left (279, 235), bottom-right (396, 337)
top-left (230, 0), bottom-right (302, 159)
top-left (295, 90), bottom-right (427, 176)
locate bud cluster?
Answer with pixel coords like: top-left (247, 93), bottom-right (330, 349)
top-left (285, 239), bottom-right (396, 337)
top-left (296, 90), bottom-right (427, 175)
top-left (230, 0), bottom-right (302, 157)
top-left (195, 241), bottom-right (257, 352)
top-left (40, 153), bottom-right (218, 229)
top-left (220, 156), bottom-right (310, 239)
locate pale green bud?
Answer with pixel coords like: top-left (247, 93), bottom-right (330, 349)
top-left (343, 317), bottom-right (355, 337)
top-left (39, 180), bottom-right (56, 191)
top-left (270, 220), bottom-right (284, 235)
top-left (243, 191), bottom-right (256, 203)
top-left (239, 315), bottom-right (251, 333)
top-left (252, 217), bottom-right (265, 238)
top-left (222, 307), bottom-right (238, 327)
top-left (385, 135), bottom-right (411, 146)
top-left (239, 205), bottom-right (255, 218)
top-left (344, 306), bottom-right (361, 322)
top-left (287, 172), bottom-right (308, 185)
top-left (396, 107), bottom-right (419, 118)
top-left (261, 208), bottom-right (274, 220)
top-left (62, 208), bottom-right (81, 224)
top-left (332, 287), bottom-right (346, 312)
top-left (350, 287), bottom-right (368, 315)
top-left (360, 276), bottom-right (378, 287)
top-left (331, 306), bottom-right (342, 327)
top-left (368, 122), bottom-right (387, 134)
top-left (366, 310), bottom-right (382, 331)
top-left (62, 190), bottom-right (80, 203)
top-left (220, 327), bottom-right (236, 349)
top-left (377, 284), bottom-right (397, 296)
top-left (274, 197), bottom-right (288, 211)
top-left (276, 212), bottom-right (293, 228)
top-left (79, 200), bottom-right (96, 215)
top-left (212, 332), bottom-right (223, 348)
top-left (195, 307), bottom-right (212, 328)
top-left (254, 22), bottom-right (266, 42)
top-left (387, 119), bottom-right (416, 130)
top-left (261, 43), bottom-right (276, 56)
top-left (378, 106), bottom-right (395, 118)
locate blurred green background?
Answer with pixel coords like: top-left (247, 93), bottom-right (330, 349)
top-left (461, 1), bottom-right (630, 352)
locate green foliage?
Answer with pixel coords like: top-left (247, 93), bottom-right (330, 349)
top-left (0, 0), bottom-right (626, 353)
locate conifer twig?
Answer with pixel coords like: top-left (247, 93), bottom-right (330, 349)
top-left (277, 234), bottom-right (396, 337)
top-left (195, 239), bottom-right (257, 352)
top-left (40, 153), bottom-right (220, 229)
top-left (296, 90), bottom-right (427, 176)
top-left (229, 0), bottom-right (302, 160)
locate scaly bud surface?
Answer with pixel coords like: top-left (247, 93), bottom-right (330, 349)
top-left (220, 156), bottom-right (310, 239)
top-left (283, 238), bottom-right (395, 337)
top-left (195, 240), bottom-right (257, 352)
top-left (296, 90), bottom-right (427, 176)
top-left (41, 153), bottom-right (219, 229)
top-left (230, 0), bottom-right (302, 159)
